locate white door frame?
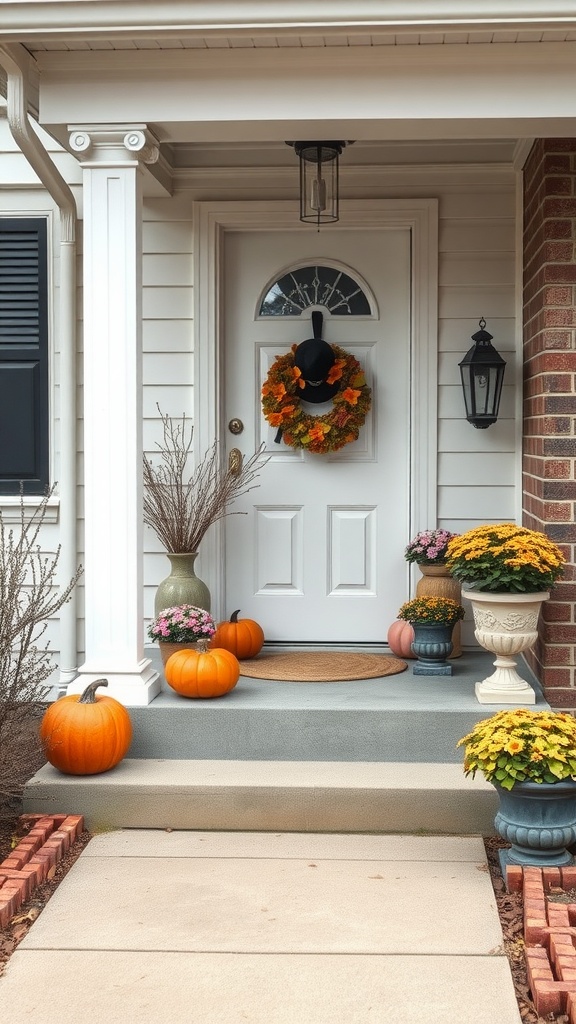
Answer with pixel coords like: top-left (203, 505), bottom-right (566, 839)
top-left (193, 198), bottom-right (439, 623)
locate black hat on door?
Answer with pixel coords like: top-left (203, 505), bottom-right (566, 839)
top-left (293, 311), bottom-right (340, 404)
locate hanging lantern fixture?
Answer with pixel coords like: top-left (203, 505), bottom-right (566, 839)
top-left (288, 142), bottom-right (347, 227)
top-left (459, 318), bottom-right (506, 429)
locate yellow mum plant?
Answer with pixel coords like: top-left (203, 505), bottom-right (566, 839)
top-left (398, 596), bottom-right (464, 626)
top-left (445, 523), bottom-right (565, 593)
top-left (458, 709), bottom-right (576, 790)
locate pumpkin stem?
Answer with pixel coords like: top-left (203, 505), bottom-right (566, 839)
top-left (196, 639), bottom-right (211, 653)
top-left (230, 609), bottom-right (241, 623)
top-left (78, 678), bottom-right (109, 704)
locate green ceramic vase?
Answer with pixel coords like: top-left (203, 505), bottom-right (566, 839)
top-left (154, 552), bottom-right (211, 617)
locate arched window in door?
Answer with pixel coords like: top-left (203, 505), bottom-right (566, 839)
top-left (257, 261), bottom-right (376, 318)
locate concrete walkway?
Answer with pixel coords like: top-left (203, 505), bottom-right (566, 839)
top-left (0, 830), bottom-right (521, 1024)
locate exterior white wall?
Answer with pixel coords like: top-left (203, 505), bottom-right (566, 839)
top-left (0, 121), bottom-right (516, 652)
top-left (141, 193), bottom-right (194, 624)
top-left (436, 188), bottom-right (516, 534)
top-left (140, 171), bottom-right (516, 646)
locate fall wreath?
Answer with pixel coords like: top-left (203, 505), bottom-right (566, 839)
top-left (261, 344), bottom-right (372, 455)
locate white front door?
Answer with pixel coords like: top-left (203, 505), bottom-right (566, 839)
top-left (223, 228), bottom-right (411, 644)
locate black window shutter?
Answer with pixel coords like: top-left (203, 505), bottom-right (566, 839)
top-left (0, 218), bottom-right (49, 495)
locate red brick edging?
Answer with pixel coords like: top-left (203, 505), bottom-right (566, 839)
top-left (0, 814), bottom-right (84, 928)
top-left (508, 863), bottom-right (576, 1018)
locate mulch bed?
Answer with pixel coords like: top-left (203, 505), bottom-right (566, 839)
top-left (483, 836), bottom-right (553, 1024)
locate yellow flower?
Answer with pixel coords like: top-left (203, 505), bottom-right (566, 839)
top-left (505, 739), bottom-right (524, 755)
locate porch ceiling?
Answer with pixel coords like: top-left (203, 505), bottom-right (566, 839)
top-left (3, 12), bottom-right (576, 181)
top-left (27, 38), bottom-right (576, 164)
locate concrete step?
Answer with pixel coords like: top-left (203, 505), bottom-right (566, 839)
top-left (23, 759), bottom-right (499, 835)
top-left (126, 649), bottom-right (546, 762)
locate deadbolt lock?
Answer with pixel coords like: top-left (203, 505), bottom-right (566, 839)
top-left (228, 418), bottom-right (244, 435)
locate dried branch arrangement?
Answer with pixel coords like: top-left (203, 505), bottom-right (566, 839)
top-left (0, 486), bottom-right (83, 813)
top-left (143, 408), bottom-right (268, 553)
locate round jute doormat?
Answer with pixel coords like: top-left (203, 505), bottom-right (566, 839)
top-left (238, 652), bottom-right (407, 682)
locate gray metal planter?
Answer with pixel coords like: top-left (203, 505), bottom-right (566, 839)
top-left (494, 780), bottom-right (576, 870)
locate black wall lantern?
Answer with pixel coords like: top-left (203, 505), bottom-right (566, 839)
top-left (459, 318), bottom-right (506, 429)
top-left (288, 142), bottom-right (347, 227)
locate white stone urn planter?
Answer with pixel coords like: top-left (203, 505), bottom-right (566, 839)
top-left (463, 589), bottom-right (549, 704)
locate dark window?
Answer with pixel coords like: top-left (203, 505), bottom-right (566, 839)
top-left (259, 264), bottom-right (372, 317)
top-left (0, 219), bottom-right (49, 495)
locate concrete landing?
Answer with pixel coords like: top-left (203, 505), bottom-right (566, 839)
top-left (23, 758), bottom-right (499, 834)
top-left (127, 649), bottom-right (546, 762)
top-left (0, 830), bottom-right (522, 1024)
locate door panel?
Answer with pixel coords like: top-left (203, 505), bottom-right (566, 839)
top-left (224, 229), bottom-right (411, 643)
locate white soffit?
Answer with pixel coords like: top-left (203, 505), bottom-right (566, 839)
top-left (20, 29), bottom-right (576, 52)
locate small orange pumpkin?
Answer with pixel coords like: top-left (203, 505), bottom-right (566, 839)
top-left (40, 679), bottom-right (133, 775)
top-left (164, 642), bottom-right (240, 698)
top-left (387, 620), bottom-right (416, 659)
top-left (213, 609), bottom-right (264, 659)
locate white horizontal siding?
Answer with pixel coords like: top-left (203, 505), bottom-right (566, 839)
top-left (438, 383), bottom-right (515, 420)
top-left (439, 219), bottom-right (515, 253)
top-left (142, 384), bottom-right (194, 418)
top-left (142, 253), bottom-right (193, 287)
top-left (142, 200), bottom-right (194, 614)
top-left (438, 486), bottom-right (515, 520)
top-left (438, 452), bottom-right (514, 487)
top-left (439, 192), bottom-right (516, 219)
top-left (438, 252), bottom-right (514, 287)
top-left (438, 417), bottom-right (516, 453)
top-left (142, 319), bottom-right (192, 352)
top-left (142, 285), bottom-right (193, 319)
top-left (438, 285), bottom-right (514, 319)
top-left (143, 352), bottom-right (193, 386)
top-left (436, 178), bottom-right (516, 544)
top-left (439, 317), bottom-right (515, 352)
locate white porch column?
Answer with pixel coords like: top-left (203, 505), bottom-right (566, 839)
top-left (67, 125), bottom-right (161, 705)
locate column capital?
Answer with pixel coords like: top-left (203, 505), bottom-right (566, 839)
top-left (68, 124), bottom-right (160, 165)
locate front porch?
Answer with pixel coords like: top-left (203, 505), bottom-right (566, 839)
top-left (24, 649), bottom-right (546, 835)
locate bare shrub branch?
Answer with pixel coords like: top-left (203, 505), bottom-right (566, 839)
top-left (0, 485), bottom-right (83, 813)
top-left (143, 408), bottom-right (268, 553)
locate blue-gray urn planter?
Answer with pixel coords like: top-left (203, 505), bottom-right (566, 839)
top-left (494, 780), bottom-right (576, 870)
top-left (411, 622), bottom-right (454, 675)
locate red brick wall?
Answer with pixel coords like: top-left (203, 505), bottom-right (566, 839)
top-left (523, 139), bottom-right (576, 707)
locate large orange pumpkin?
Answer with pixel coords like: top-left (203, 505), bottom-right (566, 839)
top-left (40, 679), bottom-right (133, 775)
top-left (164, 643), bottom-right (240, 698)
top-left (387, 620), bottom-right (416, 659)
top-left (213, 609), bottom-right (264, 659)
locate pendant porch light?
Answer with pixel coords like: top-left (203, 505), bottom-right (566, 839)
top-left (459, 318), bottom-right (506, 429)
top-left (289, 142), bottom-right (346, 227)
